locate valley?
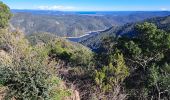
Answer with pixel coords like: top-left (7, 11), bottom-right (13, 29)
top-left (66, 29), bottom-right (105, 42)
top-left (10, 10), bottom-right (170, 37)
top-left (0, 1), bottom-right (170, 100)
top-left (79, 15), bottom-right (170, 49)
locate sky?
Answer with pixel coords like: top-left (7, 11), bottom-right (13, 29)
top-left (2, 0), bottom-right (170, 11)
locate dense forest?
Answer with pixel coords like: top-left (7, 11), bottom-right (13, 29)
top-left (0, 1), bottom-right (170, 100)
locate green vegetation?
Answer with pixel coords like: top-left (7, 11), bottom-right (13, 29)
top-left (48, 38), bottom-right (93, 66)
top-left (0, 2), bottom-right (170, 100)
top-left (94, 52), bottom-right (129, 99)
top-left (26, 32), bottom-right (57, 46)
top-left (97, 22), bottom-right (170, 99)
top-left (0, 1), bottom-right (12, 28)
top-left (0, 2), bottom-right (71, 100)
top-left (80, 15), bottom-right (170, 49)
top-left (74, 21), bottom-right (170, 99)
top-left (0, 28), bottom-right (72, 100)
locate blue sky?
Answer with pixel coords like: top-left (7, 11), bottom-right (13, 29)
top-left (2, 0), bottom-right (170, 11)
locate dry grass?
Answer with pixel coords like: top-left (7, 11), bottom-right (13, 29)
top-left (0, 86), bottom-right (6, 100)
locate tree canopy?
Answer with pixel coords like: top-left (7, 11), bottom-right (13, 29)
top-left (0, 1), bottom-right (12, 28)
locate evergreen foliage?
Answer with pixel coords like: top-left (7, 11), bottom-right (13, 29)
top-left (0, 1), bottom-right (170, 100)
top-left (0, 1), bottom-right (12, 28)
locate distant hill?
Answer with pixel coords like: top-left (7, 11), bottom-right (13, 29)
top-left (79, 15), bottom-right (170, 49)
top-left (10, 12), bottom-right (112, 37)
top-left (10, 10), bottom-right (170, 37)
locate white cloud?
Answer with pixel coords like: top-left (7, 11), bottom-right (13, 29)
top-left (38, 5), bottom-right (75, 11)
top-left (160, 8), bottom-right (168, 11)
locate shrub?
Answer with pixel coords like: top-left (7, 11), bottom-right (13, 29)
top-left (0, 2), bottom-right (72, 100)
top-left (0, 29), bottom-right (71, 100)
top-left (93, 52), bottom-right (129, 99)
top-left (0, 1), bottom-right (12, 28)
top-left (49, 38), bottom-right (93, 67)
top-left (0, 46), bottom-right (72, 100)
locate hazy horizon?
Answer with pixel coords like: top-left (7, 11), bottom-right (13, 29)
top-left (8, 8), bottom-right (170, 12)
top-left (2, 0), bottom-right (170, 11)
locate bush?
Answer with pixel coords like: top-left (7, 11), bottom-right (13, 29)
top-left (0, 29), bottom-right (71, 100)
top-left (0, 58), bottom-right (52, 99)
top-left (0, 2), bottom-right (72, 100)
top-left (116, 22), bottom-right (170, 99)
top-left (93, 52), bottom-right (129, 99)
top-left (0, 1), bottom-right (12, 28)
top-left (49, 38), bottom-right (93, 67)
top-left (0, 47), bottom-right (70, 100)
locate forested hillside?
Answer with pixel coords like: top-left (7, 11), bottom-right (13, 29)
top-left (0, 1), bottom-right (170, 100)
top-left (80, 15), bottom-right (170, 49)
top-left (10, 11), bottom-right (170, 37)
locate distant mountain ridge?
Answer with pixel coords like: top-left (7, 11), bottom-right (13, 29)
top-left (10, 10), bottom-right (170, 37)
top-left (12, 9), bottom-right (170, 15)
top-left (79, 15), bottom-right (170, 49)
